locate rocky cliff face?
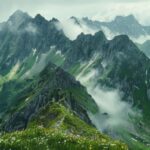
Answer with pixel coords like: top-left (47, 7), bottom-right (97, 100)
top-left (60, 31), bottom-right (150, 149)
top-left (64, 32), bottom-right (150, 124)
top-left (0, 11), bottom-right (70, 76)
top-left (2, 62), bottom-right (97, 132)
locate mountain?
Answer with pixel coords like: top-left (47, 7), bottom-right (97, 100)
top-left (7, 10), bottom-right (31, 30)
top-left (100, 15), bottom-right (150, 38)
top-left (0, 61), bottom-right (98, 130)
top-left (0, 62), bottom-right (128, 149)
top-left (0, 11), bottom-right (70, 83)
top-left (68, 15), bottom-right (150, 44)
top-left (64, 31), bottom-right (150, 122)
top-left (0, 13), bottom-right (127, 148)
top-left (0, 11), bottom-right (150, 149)
top-left (63, 32), bottom-right (150, 149)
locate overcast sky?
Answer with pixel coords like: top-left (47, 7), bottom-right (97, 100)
top-left (0, 0), bottom-right (150, 25)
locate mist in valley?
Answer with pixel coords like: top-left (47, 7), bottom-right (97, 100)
top-left (77, 68), bottom-right (140, 136)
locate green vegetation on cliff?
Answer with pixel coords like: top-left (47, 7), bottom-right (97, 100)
top-left (0, 103), bottom-right (128, 150)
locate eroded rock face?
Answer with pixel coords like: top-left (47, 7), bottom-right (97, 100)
top-left (0, 11), bottom-right (70, 76)
top-left (3, 63), bottom-right (97, 132)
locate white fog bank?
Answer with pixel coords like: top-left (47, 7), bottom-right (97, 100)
top-left (55, 19), bottom-right (98, 40)
top-left (77, 69), bottom-right (140, 133)
top-left (88, 86), bottom-right (135, 131)
top-left (55, 18), bottom-right (150, 44)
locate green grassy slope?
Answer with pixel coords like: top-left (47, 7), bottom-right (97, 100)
top-left (0, 103), bottom-right (128, 150)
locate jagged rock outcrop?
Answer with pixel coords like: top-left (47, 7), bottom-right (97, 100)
top-left (3, 63), bottom-right (98, 132)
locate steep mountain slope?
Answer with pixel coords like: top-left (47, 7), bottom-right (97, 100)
top-left (0, 11), bottom-right (150, 149)
top-left (64, 31), bottom-right (150, 123)
top-left (0, 103), bottom-right (127, 150)
top-left (0, 10), bottom-right (70, 78)
top-left (0, 62), bottom-right (128, 150)
top-left (60, 32), bottom-right (150, 149)
top-left (0, 62), bottom-right (98, 131)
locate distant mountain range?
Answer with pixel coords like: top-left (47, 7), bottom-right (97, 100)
top-left (0, 10), bottom-right (150, 150)
top-left (67, 15), bottom-right (150, 43)
top-left (58, 14), bottom-right (150, 60)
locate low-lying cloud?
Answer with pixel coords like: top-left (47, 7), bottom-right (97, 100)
top-left (55, 19), bottom-right (97, 40)
top-left (88, 86), bottom-right (136, 131)
top-left (77, 69), bottom-right (140, 134)
top-left (55, 18), bottom-right (150, 44)
top-left (25, 23), bottom-right (37, 34)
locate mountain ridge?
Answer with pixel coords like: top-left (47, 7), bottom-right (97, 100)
top-left (0, 11), bottom-right (150, 149)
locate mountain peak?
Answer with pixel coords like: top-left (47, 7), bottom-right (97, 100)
top-left (7, 10), bottom-right (31, 29)
top-left (110, 34), bottom-right (138, 52)
top-left (82, 17), bottom-right (90, 21)
top-left (34, 14), bottom-right (45, 20)
top-left (33, 14), bottom-right (49, 27)
top-left (34, 14), bottom-right (47, 24)
top-left (94, 31), bottom-right (106, 40)
top-left (76, 31), bottom-right (106, 44)
top-left (70, 16), bottom-right (78, 21)
top-left (50, 17), bottom-right (59, 23)
top-left (114, 15), bottom-right (139, 24)
top-left (8, 10), bottom-right (30, 22)
top-left (82, 17), bottom-right (95, 23)
top-left (76, 32), bottom-right (92, 41)
top-left (70, 16), bottom-right (81, 25)
top-left (126, 14), bottom-right (136, 19)
top-left (11, 10), bottom-right (26, 16)
top-left (113, 34), bottom-right (130, 42)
